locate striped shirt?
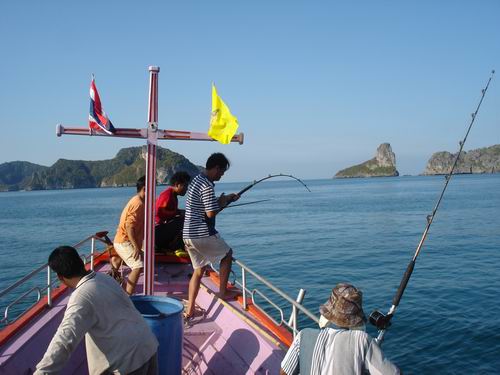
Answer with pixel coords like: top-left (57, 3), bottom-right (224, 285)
top-left (183, 173), bottom-right (220, 239)
top-left (281, 327), bottom-right (400, 375)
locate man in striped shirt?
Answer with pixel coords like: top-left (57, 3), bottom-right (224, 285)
top-left (281, 283), bottom-right (401, 375)
top-left (183, 153), bottom-right (239, 319)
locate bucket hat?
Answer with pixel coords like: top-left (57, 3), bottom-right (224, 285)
top-left (319, 283), bottom-right (366, 328)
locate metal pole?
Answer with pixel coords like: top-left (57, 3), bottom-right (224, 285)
top-left (288, 288), bottom-right (306, 327)
top-left (47, 266), bottom-right (52, 307)
top-left (144, 66), bottom-right (160, 296)
top-left (90, 237), bottom-right (95, 271)
top-left (53, 66), bottom-right (244, 296)
top-left (234, 259), bottom-right (319, 324)
top-left (242, 268), bottom-right (247, 310)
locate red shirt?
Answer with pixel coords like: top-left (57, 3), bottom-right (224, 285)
top-left (155, 187), bottom-right (178, 225)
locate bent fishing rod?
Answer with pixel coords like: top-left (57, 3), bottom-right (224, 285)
top-left (369, 70), bottom-right (495, 344)
top-left (221, 173), bottom-right (311, 210)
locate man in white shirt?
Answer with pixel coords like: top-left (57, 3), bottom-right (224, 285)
top-left (35, 246), bottom-right (158, 375)
top-left (281, 283), bottom-right (401, 375)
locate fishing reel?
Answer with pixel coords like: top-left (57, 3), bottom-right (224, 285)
top-left (369, 310), bottom-right (392, 330)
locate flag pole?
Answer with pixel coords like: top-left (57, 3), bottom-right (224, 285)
top-left (57, 125), bottom-right (244, 144)
top-left (144, 66), bottom-right (159, 295)
top-left (56, 66), bottom-right (244, 296)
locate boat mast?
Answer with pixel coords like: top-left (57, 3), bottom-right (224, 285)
top-left (56, 66), bottom-right (244, 295)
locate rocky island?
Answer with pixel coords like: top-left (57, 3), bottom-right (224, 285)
top-left (423, 144), bottom-right (500, 175)
top-left (334, 143), bottom-right (399, 178)
top-left (0, 146), bottom-right (200, 192)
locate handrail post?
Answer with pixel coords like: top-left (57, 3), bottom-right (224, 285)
top-left (90, 237), bottom-right (95, 271)
top-left (0, 233), bottom-right (112, 323)
top-left (47, 265), bottom-right (52, 307)
top-left (242, 267), bottom-right (247, 310)
top-left (288, 288), bottom-right (306, 336)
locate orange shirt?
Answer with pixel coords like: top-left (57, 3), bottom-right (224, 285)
top-left (114, 194), bottom-right (145, 246)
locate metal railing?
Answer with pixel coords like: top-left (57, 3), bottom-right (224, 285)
top-left (231, 258), bottom-right (319, 338)
top-left (0, 233), bottom-right (109, 326)
top-left (1, 232), bottom-right (320, 339)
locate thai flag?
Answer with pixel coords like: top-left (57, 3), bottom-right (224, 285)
top-left (89, 76), bottom-right (116, 135)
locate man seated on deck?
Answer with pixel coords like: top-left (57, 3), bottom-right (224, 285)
top-left (34, 246), bottom-right (158, 375)
top-left (280, 283), bottom-right (401, 375)
top-left (183, 153), bottom-right (240, 321)
top-left (155, 171), bottom-right (191, 252)
top-left (113, 175), bottom-right (146, 295)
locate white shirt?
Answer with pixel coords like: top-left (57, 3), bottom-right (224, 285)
top-left (281, 327), bottom-right (400, 375)
top-left (35, 272), bottom-right (158, 375)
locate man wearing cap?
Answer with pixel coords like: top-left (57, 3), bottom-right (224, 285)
top-left (280, 283), bottom-right (401, 375)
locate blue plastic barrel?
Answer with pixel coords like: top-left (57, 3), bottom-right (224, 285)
top-left (131, 296), bottom-right (184, 375)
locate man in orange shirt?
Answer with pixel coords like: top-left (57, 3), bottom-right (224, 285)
top-left (113, 176), bottom-right (145, 295)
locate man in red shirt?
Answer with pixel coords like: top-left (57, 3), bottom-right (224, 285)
top-left (155, 171), bottom-right (191, 251)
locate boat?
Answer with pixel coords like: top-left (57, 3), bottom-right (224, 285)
top-left (0, 67), bottom-right (319, 374)
top-left (0, 231), bottom-right (319, 374)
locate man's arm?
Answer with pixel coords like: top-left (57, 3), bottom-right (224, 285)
top-left (218, 193), bottom-right (239, 208)
top-left (125, 222), bottom-right (142, 260)
top-left (365, 341), bottom-right (402, 375)
top-left (125, 202), bottom-right (143, 260)
top-left (280, 332), bottom-right (301, 375)
top-left (34, 298), bottom-right (95, 374)
top-left (157, 205), bottom-right (178, 221)
top-left (206, 193), bottom-right (240, 218)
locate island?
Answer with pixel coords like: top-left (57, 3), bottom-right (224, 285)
top-left (334, 143), bottom-right (399, 178)
top-left (0, 146), bottom-right (201, 192)
top-left (422, 144), bottom-right (500, 175)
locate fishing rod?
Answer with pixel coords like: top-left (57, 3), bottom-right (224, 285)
top-left (222, 199), bottom-right (272, 209)
top-left (369, 70), bottom-right (495, 344)
top-left (221, 174), bottom-right (311, 210)
top-left (237, 174), bottom-right (311, 195)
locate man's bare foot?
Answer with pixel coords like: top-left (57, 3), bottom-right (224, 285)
top-left (183, 305), bottom-right (206, 319)
top-left (218, 289), bottom-right (242, 301)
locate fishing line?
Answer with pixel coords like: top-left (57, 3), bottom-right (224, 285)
top-left (222, 199), bottom-right (272, 209)
top-left (369, 70), bottom-right (495, 344)
top-left (221, 174), bottom-right (311, 210)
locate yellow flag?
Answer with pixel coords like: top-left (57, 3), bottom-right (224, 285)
top-left (208, 84), bottom-right (239, 144)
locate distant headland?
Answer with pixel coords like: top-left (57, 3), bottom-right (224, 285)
top-left (0, 146), bottom-right (200, 192)
top-left (2, 143), bottom-right (499, 191)
top-left (334, 143), bottom-right (399, 178)
top-left (422, 144), bottom-right (500, 175)
top-left (334, 143), bottom-right (500, 178)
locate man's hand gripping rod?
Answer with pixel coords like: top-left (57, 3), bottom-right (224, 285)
top-left (219, 174), bottom-right (311, 211)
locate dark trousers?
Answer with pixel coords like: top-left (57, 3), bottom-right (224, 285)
top-left (155, 216), bottom-right (184, 251)
top-left (128, 352), bottom-right (158, 375)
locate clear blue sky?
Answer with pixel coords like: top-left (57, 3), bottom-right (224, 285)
top-left (1, 1), bottom-right (499, 181)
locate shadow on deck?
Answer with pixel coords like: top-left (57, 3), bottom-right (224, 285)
top-left (0, 261), bottom-right (286, 375)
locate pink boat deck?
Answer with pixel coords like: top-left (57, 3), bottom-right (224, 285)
top-left (0, 261), bottom-right (287, 375)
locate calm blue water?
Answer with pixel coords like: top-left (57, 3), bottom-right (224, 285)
top-left (1, 175), bottom-right (499, 374)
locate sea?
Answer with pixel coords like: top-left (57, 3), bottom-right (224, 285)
top-left (1, 174), bottom-right (499, 374)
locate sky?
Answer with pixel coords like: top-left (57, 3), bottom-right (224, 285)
top-left (1, 1), bottom-right (499, 182)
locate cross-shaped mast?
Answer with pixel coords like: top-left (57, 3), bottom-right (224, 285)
top-left (56, 66), bottom-right (244, 295)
